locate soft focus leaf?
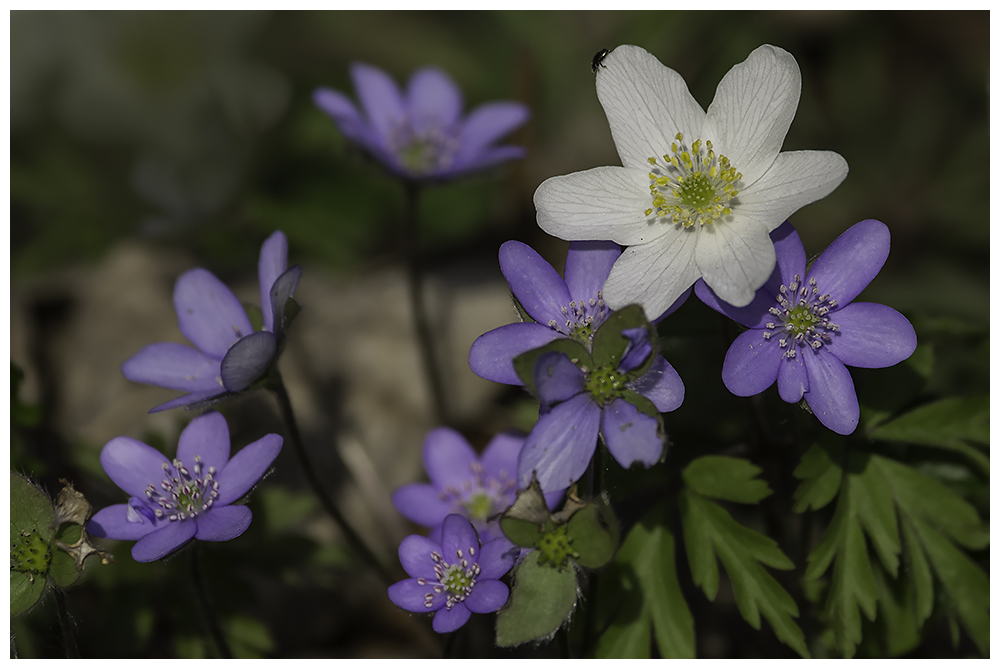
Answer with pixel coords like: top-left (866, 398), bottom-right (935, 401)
top-left (682, 456), bottom-right (772, 504)
top-left (595, 500), bottom-right (694, 659)
top-left (680, 490), bottom-right (806, 657)
top-left (227, 614), bottom-right (277, 658)
top-left (792, 441), bottom-right (843, 512)
top-left (495, 551), bottom-right (579, 647)
top-left (870, 396), bottom-right (989, 474)
top-left (565, 496), bottom-right (619, 569)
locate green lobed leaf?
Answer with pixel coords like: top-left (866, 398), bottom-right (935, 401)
top-left (683, 456), bottom-right (772, 504)
top-left (590, 304), bottom-right (656, 378)
top-left (792, 441), bottom-right (844, 512)
top-left (869, 560), bottom-right (921, 657)
top-left (900, 515), bottom-right (934, 628)
top-left (680, 490), bottom-right (807, 657)
top-left (870, 396), bottom-right (989, 474)
top-left (513, 338), bottom-right (592, 399)
top-left (565, 495), bottom-right (619, 569)
top-left (495, 550), bottom-right (579, 647)
top-left (852, 455), bottom-right (900, 578)
top-left (595, 501), bottom-right (694, 659)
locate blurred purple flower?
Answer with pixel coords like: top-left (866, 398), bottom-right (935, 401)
top-left (696, 220), bottom-right (917, 435)
top-left (313, 63), bottom-right (528, 181)
top-left (388, 514), bottom-right (518, 634)
top-left (88, 412), bottom-right (282, 562)
top-left (518, 324), bottom-right (683, 493)
top-left (122, 231), bottom-right (302, 413)
top-left (469, 240), bottom-right (689, 386)
top-left (392, 427), bottom-right (561, 543)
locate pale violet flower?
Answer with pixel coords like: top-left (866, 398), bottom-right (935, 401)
top-left (534, 44), bottom-right (848, 315)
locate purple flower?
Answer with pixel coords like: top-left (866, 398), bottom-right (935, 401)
top-left (392, 427), bottom-right (562, 543)
top-left (87, 412), bottom-right (282, 562)
top-left (696, 220), bottom-right (917, 435)
top-left (313, 63), bottom-right (529, 181)
top-left (517, 320), bottom-right (684, 493)
top-left (388, 514), bottom-right (518, 633)
top-left (469, 240), bottom-right (689, 386)
top-left (122, 231), bottom-right (302, 413)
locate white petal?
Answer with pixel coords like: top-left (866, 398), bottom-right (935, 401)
top-left (695, 215), bottom-right (776, 308)
top-left (703, 45), bottom-right (800, 186)
top-left (534, 166), bottom-right (669, 246)
top-left (736, 150), bottom-right (849, 230)
top-left (603, 227), bottom-right (701, 319)
top-left (596, 45), bottom-right (706, 170)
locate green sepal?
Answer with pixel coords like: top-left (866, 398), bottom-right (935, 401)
top-left (513, 337), bottom-right (592, 399)
top-left (500, 475), bottom-right (550, 548)
top-left (495, 550), bottom-right (579, 647)
top-left (590, 304), bottom-right (656, 378)
top-left (682, 456), bottom-right (772, 504)
top-left (49, 524), bottom-right (85, 588)
top-left (281, 296), bottom-right (301, 334)
top-left (565, 495), bottom-right (619, 569)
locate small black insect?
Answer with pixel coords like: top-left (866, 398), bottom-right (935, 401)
top-left (591, 48), bottom-right (610, 73)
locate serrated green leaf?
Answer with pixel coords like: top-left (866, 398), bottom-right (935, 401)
top-left (853, 456), bottom-right (900, 577)
top-left (566, 497), bottom-right (619, 569)
top-left (595, 501), bottom-right (693, 659)
top-left (496, 551), bottom-right (579, 647)
top-left (590, 304), bottom-right (656, 377)
top-left (680, 490), bottom-right (807, 657)
top-left (683, 456), bottom-right (772, 504)
top-left (792, 442), bottom-right (843, 512)
top-left (513, 338), bottom-right (592, 398)
top-left (870, 560), bottom-right (921, 657)
top-left (10, 571), bottom-right (48, 616)
top-left (870, 396), bottom-right (989, 474)
top-left (900, 515), bottom-right (933, 627)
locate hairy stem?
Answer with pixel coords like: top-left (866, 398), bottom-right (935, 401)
top-left (190, 546), bottom-right (232, 659)
top-left (54, 587), bottom-right (78, 659)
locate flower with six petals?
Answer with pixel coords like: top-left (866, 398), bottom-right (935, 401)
top-left (534, 44), bottom-right (848, 316)
top-left (696, 219), bottom-right (917, 435)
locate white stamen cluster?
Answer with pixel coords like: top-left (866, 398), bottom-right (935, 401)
top-left (546, 291), bottom-right (611, 345)
top-left (418, 547), bottom-right (481, 610)
top-left (144, 455), bottom-right (220, 522)
top-left (645, 133), bottom-right (742, 228)
top-left (763, 274), bottom-right (840, 358)
top-left (389, 121), bottom-right (460, 175)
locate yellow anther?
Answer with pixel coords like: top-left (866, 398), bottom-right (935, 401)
top-left (647, 157), bottom-right (657, 165)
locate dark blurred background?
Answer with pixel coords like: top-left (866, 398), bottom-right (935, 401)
top-left (10, 11), bottom-right (989, 658)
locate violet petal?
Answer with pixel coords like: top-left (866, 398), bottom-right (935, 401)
top-left (450, 145), bottom-right (526, 176)
top-left (398, 534), bottom-right (443, 579)
top-left (601, 399), bottom-right (664, 469)
top-left (213, 433), bottom-right (283, 506)
top-left (258, 230), bottom-right (288, 333)
top-left (121, 342), bottom-right (222, 392)
top-left (148, 388), bottom-right (225, 414)
top-left (479, 432), bottom-right (524, 484)
top-left (617, 327), bottom-right (653, 373)
top-left (349, 62), bottom-right (406, 149)
top-left (802, 349), bottom-right (860, 435)
top-left (722, 330), bottom-right (782, 397)
top-left (220, 330), bottom-right (276, 392)
top-left (477, 536), bottom-right (519, 580)
top-left (88, 504), bottom-right (161, 541)
top-left (563, 240), bottom-right (620, 305)
top-left (777, 355), bottom-right (809, 402)
top-left (100, 436), bottom-right (173, 499)
top-left (517, 393), bottom-right (601, 492)
top-left (534, 352), bottom-right (586, 406)
top-left (391, 484), bottom-right (453, 528)
top-left (498, 241), bottom-right (571, 326)
top-left (312, 87), bottom-right (369, 145)
top-left (423, 428), bottom-right (478, 491)
top-left (407, 67), bottom-right (462, 134)
top-left (131, 520), bottom-right (197, 562)
top-left (269, 265), bottom-right (302, 339)
top-left (807, 219), bottom-right (890, 307)
top-left (173, 268), bottom-right (253, 359)
top-left (176, 411), bottom-right (230, 476)
top-left (825, 302), bottom-right (916, 369)
top-left (194, 505), bottom-right (252, 542)
top-left (464, 579), bottom-right (510, 614)
top-left (433, 603), bottom-right (471, 633)
top-left (469, 322), bottom-right (563, 385)
top-left (388, 578), bottom-right (444, 613)
top-left (455, 101), bottom-right (529, 161)
top-left (627, 356), bottom-right (684, 413)
top-left (441, 514), bottom-right (479, 563)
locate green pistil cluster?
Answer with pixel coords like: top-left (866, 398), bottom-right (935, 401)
top-left (11, 529), bottom-right (51, 577)
top-left (463, 492), bottom-right (494, 522)
top-left (400, 138), bottom-right (437, 174)
top-left (645, 132), bottom-right (742, 227)
top-left (586, 365), bottom-right (624, 406)
top-left (441, 563), bottom-right (475, 596)
top-left (537, 523), bottom-right (578, 569)
top-left (764, 274), bottom-right (840, 358)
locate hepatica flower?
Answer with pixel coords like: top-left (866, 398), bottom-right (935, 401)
top-left (122, 231), bottom-right (301, 413)
top-left (392, 428), bottom-right (560, 543)
top-left (88, 412), bottom-right (282, 562)
top-left (514, 306), bottom-right (684, 493)
top-left (388, 514), bottom-right (518, 633)
top-left (314, 63), bottom-right (529, 181)
top-left (696, 220), bottom-right (917, 435)
top-left (469, 239), bottom-right (688, 386)
top-left (534, 44), bottom-right (849, 316)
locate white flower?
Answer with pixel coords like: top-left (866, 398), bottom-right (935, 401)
top-left (534, 45), bottom-right (848, 314)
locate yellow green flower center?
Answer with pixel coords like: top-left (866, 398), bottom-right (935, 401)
top-left (11, 529), bottom-right (51, 576)
top-left (440, 563), bottom-right (475, 596)
top-left (586, 365), bottom-right (623, 406)
top-left (645, 133), bottom-right (742, 228)
top-left (463, 492), bottom-right (494, 522)
top-left (763, 274), bottom-right (840, 359)
top-left (537, 524), bottom-right (578, 569)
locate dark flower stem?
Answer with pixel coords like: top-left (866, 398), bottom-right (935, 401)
top-left (401, 180), bottom-right (450, 425)
top-left (268, 368), bottom-right (395, 585)
top-left (582, 441), bottom-right (607, 658)
top-left (54, 587), bottom-right (79, 659)
top-left (190, 546), bottom-right (233, 659)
